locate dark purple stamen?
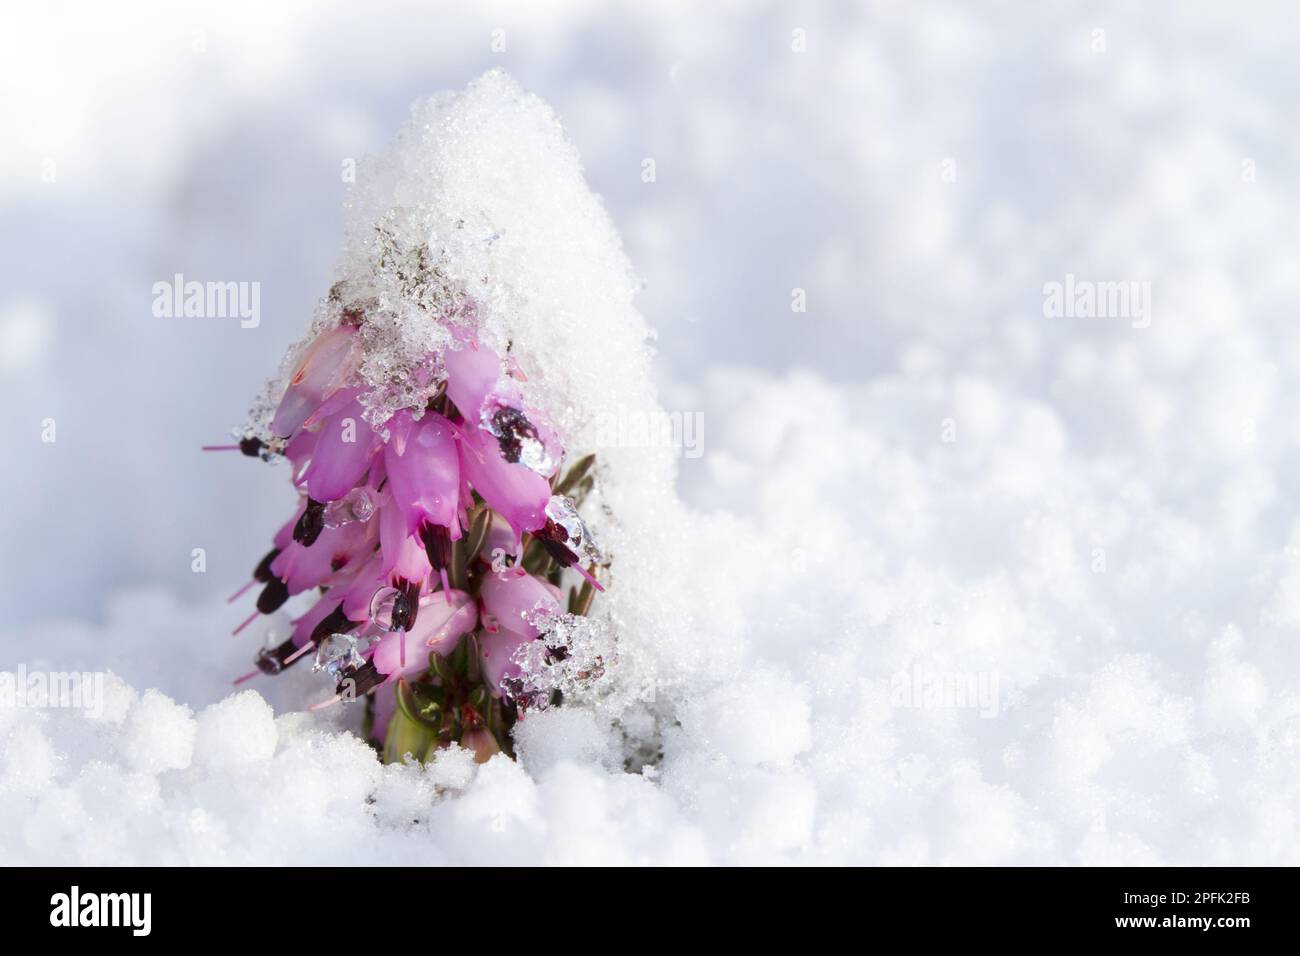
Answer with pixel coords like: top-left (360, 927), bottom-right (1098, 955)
top-left (339, 661), bottom-right (385, 698)
top-left (255, 638), bottom-right (299, 675)
top-left (420, 522), bottom-right (452, 571)
top-left (253, 547), bottom-right (281, 583)
top-left (532, 519), bottom-right (605, 591)
top-left (256, 577), bottom-right (290, 615)
top-left (310, 605), bottom-right (352, 644)
top-left (294, 498), bottom-right (326, 547)
top-left (390, 578), bottom-right (422, 632)
top-left (534, 518), bottom-right (579, 568)
top-left (490, 406), bottom-right (538, 464)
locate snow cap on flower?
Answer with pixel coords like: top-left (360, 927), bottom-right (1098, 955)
top-left (222, 72), bottom-right (620, 762)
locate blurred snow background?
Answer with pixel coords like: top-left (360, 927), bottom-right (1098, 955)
top-left (5, 1), bottom-right (1300, 864)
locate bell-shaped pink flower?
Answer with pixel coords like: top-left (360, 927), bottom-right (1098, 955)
top-left (372, 589), bottom-right (477, 681)
top-left (479, 509), bottom-right (518, 563)
top-left (476, 566), bottom-right (562, 693)
top-left (378, 491), bottom-right (433, 588)
top-left (458, 425), bottom-right (550, 540)
top-left (478, 627), bottom-right (529, 693)
top-left (270, 518), bottom-right (374, 596)
top-left (443, 341), bottom-right (504, 423)
top-left (303, 394), bottom-right (377, 502)
top-left (271, 324), bottom-right (358, 438)
top-left (383, 412), bottom-right (459, 526)
top-left (479, 564), bottom-right (560, 638)
top-left (384, 410), bottom-right (462, 574)
top-left (445, 340), bottom-right (560, 478)
top-left (339, 552), bottom-right (387, 623)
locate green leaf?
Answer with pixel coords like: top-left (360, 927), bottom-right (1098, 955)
top-left (394, 678), bottom-right (442, 730)
top-left (463, 507), bottom-right (492, 565)
top-left (450, 705), bottom-right (464, 743)
top-left (464, 632), bottom-right (482, 684)
top-left (429, 650), bottom-right (453, 683)
top-left (522, 537), bottom-right (554, 576)
top-left (451, 634), bottom-right (469, 676)
top-left (449, 535), bottom-right (469, 591)
top-left (553, 454), bottom-right (596, 496)
top-left (383, 699), bottom-right (437, 764)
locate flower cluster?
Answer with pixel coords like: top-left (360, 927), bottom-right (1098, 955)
top-left (218, 301), bottom-right (608, 762)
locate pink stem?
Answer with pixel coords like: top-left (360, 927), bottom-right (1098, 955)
top-left (232, 669), bottom-right (259, 686)
top-left (574, 563), bottom-right (606, 592)
top-left (201, 444), bottom-right (240, 451)
top-left (227, 579), bottom-right (256, 603)
top-left (284, 643), bottom-right (315, 666)
top-left (231, 609), bottom-right (260, 637)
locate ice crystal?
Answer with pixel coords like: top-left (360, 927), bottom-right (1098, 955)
top-left (544, 495), bottom-right (606, 565)
top-left (313, 634), bottom-right (366, 682)
top-left (508, 609), bottom-right (617, 710)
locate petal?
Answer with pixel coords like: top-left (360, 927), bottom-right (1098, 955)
top-left (383, 412), bottom-right (460, 533)
top-left (373, 590), bottom-right (477, 680)
top-left (458, 426), bottom-right (549, 536)
top-left (479, 565), bottom-right (560, 639)
top-left (443, 341), bottom-right (503, 422)
top-left (271, 325), bottom-right (357, 438)
top-left (303, 397), bottom-right (377, 502)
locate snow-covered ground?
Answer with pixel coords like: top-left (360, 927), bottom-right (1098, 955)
top-left (4, 2), bottom-right (1300, 864)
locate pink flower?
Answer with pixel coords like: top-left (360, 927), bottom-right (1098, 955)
top-left (271, 324), bottom-right (358, 438)
top-left (224, 314), bottom-right (607, 760)
top-left (270, 518), bottom-right (374, 596)
top-left (458, 424), bottom-right (551, 543)
top-left (479, 565), bottom-right (561, 638)
top-left (383, 410), bottom-right (463, 580)
top-left (372, 589), bottom-right (477, 682)
top-left (443, 341), bottom-right (504, 423)
top-left (478, 628), bottom-right (529, 694)
top-left (477, 565), bottom-right (561, 694)
top-left (301, 393), bottom-right (378, 502)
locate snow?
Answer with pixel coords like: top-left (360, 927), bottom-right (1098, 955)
top-left (5, 3), bottom-right (1300, 865)
top-left (7, 331), bottom-right (1299, 862)
top-left (120, 690), bottom-right (196, 775)
top-left (193, 691), bottom-right (278, 770)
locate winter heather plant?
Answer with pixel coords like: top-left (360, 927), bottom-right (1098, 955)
top-left (212, 77), bottom-right (615, 765)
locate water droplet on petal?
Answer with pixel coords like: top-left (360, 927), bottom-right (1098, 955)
top-left (368, 586), bottom-right (401, 631)
top-left (483, 404), bottom-right (556, 474)
top-left (324, 486), bottom-right (376, 528)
